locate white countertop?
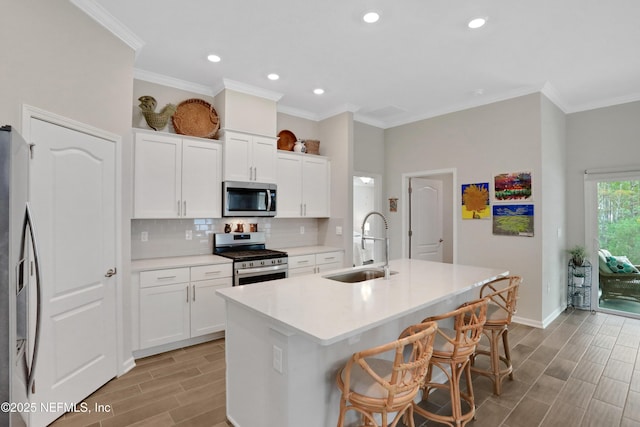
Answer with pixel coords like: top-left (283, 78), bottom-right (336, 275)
top-left (217, 258), bottom-right (507, 345)
top-left (279, 245), bottom-right (344, 257)
top-left (131, 254), bottom-right (232, 272)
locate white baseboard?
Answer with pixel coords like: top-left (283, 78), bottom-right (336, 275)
top-left (512, 304), bottom-right (566, 329)
top-left (132, 331), bottom-right (225, 359)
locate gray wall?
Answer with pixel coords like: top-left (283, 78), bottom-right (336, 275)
top-left (566, 101), bottom-right (640, 249)
top-left (540, 96), bottom-right (567, 321)
top-left (1, 0), bottom-right (135, 369)
top-left (385, 94), bottom-right (546, 324)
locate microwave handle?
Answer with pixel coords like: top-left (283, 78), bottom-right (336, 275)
top-left (266, 189), bottom-right (272, 212)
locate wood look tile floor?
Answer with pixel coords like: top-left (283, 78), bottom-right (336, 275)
top-left (49, 309), bottom-right (640, 427)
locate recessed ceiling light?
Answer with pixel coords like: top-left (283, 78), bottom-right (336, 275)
top-left (363, 11), bottom-right (380, 24)
top-left (267, 73), bottom-right (280, 81)
top-left (468, 17), bottom-right (487, 29)
top-left (313, 88), bottom-right (325, 95)
top-left (207, 54), bottom-right (221, 63)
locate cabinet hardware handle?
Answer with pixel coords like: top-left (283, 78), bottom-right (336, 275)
top-left (304, 204), bottom-right (307, 216)
top-left (298, 260), bottom-right (309, 264)
top-left (157, 275), bottom-right (177, 280)
top-left (105, 268), bottom-right (117, 277)
top-left (186, 286), bottom-right (190, 303)
top-left (204, 271), bottom-right (221, 275)
top-left (192, 285), bottom-right (196, 302)
top-left (184, 201), bottom-right (187, 217)
top-left (177, 200), bottom-right (181, 216)
top-left (254, 167), bottom-right (257, 181)
top-left (324, 257), bottom-right (335, 261)
top-left (300, 203), bottom-right (303, 216)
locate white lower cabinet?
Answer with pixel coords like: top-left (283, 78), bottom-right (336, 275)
top-left (288, 251), bottom-right (344, 277)
top-left (138, 264), bottom-right (232, 350)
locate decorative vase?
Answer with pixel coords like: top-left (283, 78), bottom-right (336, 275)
top-left (293, 140), bottom-right (305, 153)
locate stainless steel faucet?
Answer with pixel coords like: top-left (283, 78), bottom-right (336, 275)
top-left (361, 211), bottom-right (390, 279)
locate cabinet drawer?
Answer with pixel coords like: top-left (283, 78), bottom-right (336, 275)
top-left (288, 254), bottom-right (316, 269)
top-left (191, 263), bottom-right (232, 281)
top-left (140, 267), bottom-right (190, 288)
top-left (316, 251), bottom-right (343, 266)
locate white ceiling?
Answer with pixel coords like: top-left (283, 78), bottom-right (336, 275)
top-left (77, 0), bottom-right (640, 128)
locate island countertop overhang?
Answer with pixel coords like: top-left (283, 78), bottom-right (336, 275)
top-left (216, 258), bottom-right (508, 345)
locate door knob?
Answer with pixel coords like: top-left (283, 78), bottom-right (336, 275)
top-left (105, 268), bottom-right (117, 277)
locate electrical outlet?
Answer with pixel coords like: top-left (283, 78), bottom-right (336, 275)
top-left (141, 231), bottom-right (148, 242)
top-left (300, 226), bottom-right (305, 234)
top-left (273, 345), bottom-right (283, 373)
top-left (185, 230), bottom-right (193, 240)
top-left (336, 226), bottom-right (343, 235)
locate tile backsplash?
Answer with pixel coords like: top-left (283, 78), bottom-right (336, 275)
top-left (131, 217), bottom-right (321, 260)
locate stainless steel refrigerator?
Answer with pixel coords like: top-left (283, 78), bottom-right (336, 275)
top-left (0, 125), bottom-right (41, 427)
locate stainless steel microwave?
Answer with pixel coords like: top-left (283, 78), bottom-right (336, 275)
top-left (223, 181), bottom-right (277, 217)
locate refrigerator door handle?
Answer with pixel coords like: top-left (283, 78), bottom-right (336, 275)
top-left (23, 203), bottom-right (42, 395)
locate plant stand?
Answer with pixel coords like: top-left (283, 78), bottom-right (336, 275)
top-left (567, 260), bottom-right (594, 313)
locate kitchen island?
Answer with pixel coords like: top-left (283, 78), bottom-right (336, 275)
top-left (216, 258), bottom-right (508, 427)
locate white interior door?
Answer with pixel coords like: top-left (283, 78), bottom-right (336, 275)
top-left (410, 177), bottom-right (443, 262)
top-left (29, 118), bottom-right (117, 426)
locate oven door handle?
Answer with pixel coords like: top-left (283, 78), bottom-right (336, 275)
top-left (236, 264), bottom-right (287, 277)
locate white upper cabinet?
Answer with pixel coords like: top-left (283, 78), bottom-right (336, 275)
top-left (223, 130), bottom-right (277, 183)
top-left (276, 152), bottom-right (330, 218)
top-left (133, 130), bottom-right (222, 218)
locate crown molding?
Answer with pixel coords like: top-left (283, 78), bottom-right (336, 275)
top-left (70, 0), bottom-right (144, 54)
top-left (567, 91), bottom-right (640, 114)
top-left (277, 104), bottom-right (320, 121)
top-left (383, 85), bottom-right (548, 129)
top-left (352, 114), bottom-right (387, 129)
top-left (222, 79), bottom-right (283, 102)
top-left (134, 69), bottom-right (216, 97)
top-left (540, 82), bottom-right (569, 113)
top-left (316, 103), bottom-right (360, 121)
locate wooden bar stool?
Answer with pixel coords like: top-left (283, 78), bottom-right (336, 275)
top-left (412, 298), bottom-right (488, 427)
top-left (470, 275), bottom-right (521, 395)
top-left (336, 321), bottom-right (438, 427)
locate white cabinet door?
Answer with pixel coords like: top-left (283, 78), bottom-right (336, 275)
top-left (276, 153), bottom-right (303, 217)
top-left (182, 139), bottom-right (222, 218)
top-left (252, 135), bottom-right (277, 183)
top-left (223, 131), bottom-right (277, 183)
top-left (276, 153), bottom-right (330, 218)
top-left (134, 132), bottom-right (182, 218)
top-left (190, 277), bottom-right (232, 337)
top-left (140, 283), bottom-right (190, 348)
top-left (288, 266), bottom-right (316, 277)
top-left (302, 156), bottom-right (330, 217)
top-left (223, 131), bottom-right (252, 182)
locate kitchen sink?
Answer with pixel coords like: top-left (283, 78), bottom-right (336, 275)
top-left (323, 268), bottom-right (398, 283)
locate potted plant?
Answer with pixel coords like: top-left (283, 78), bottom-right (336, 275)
top-left (568, 245), bottom-right (586, 266)
top-left (572, 271), bottom-right (585, 287)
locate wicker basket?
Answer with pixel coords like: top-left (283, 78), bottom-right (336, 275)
top-left (172, 98), bottom-right (220, 139)
top-left (304, 139), bottom-right (320, 155)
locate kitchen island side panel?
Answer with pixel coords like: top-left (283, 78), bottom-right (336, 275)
top-left (224, 286), bottom-right (481, 426)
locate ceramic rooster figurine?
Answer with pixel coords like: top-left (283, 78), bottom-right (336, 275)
top-left (138, 96), bottom-right (177, 131)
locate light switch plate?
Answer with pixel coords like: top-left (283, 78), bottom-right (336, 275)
top-left (336, 226), bottom-right (343, 235)
top-left (141, 231), bottom-right (148, 242)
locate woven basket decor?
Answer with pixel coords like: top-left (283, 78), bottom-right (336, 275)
top-left (304, 139), bottom-right (320, 155)
top-left (172, 98), bottom-right (220, 139)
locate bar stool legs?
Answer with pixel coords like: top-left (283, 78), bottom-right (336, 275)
top-left (470, 276), bottom-right (521, 396)
top-left (411, 298), bottom-right (488, 427)
top-left (471, 324), bottom-right (513, 395)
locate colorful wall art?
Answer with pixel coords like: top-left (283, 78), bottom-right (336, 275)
top-left (461, 182), bottom-right (490, 219)
top-left (494, 171), bottom-right (532, 201)
top-left (492, 204), bottom-right (534, 237)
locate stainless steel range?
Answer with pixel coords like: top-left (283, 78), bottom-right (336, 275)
top-left (213, 232), bottom-right (288, 286)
